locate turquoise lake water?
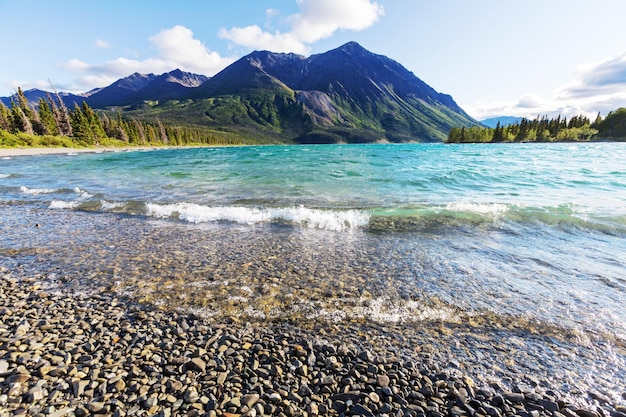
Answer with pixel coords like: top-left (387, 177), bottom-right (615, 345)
top-left (1, 142), bottom-right (625, 402)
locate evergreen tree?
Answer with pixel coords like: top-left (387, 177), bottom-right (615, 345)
top-left (15, 88), bottom-right (34, 119)
top-left (0, 102), bottom-right (11, 131)
top-left (81, 102), bottom-right (106, 142)
top-left (14, 87), bottom-right (43, 135)
top-left (592, 112), bottom-right (603, 127)
top-left (133, 118), bottom-right (146, 144)
top-left (493, 121), bottom-right (503, 142)
top-left (34, 98), bottom-right (58, 136)
top-left (70, 103), bottom-right (93, 143)
top-left (10, 100), bottom-right (34, 135)
top-left (114, 112), bottom-right (129, 142)
top-left (49, 83), bottom-right (72, 136)
top-left (156, 117), bottom-right (169, 144)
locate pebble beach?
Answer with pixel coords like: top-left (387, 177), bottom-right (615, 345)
top-left (1, 271), bottom-right (624, 417)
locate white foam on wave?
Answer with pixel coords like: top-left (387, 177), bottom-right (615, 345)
top-left (50, 200), bottom-right (79, 209)
top-left (0, 173), bottom-right (9, 178)
top-left (146, 202), bottom-right (370, 231)
top-left (73, 187), bottom-right (93, 198)
top-left (100, 200), bottom-right (126, 211)
top-left (445, 201), bottom-right (509, 217)
top-left (20, 185), bottom-right (56, 195)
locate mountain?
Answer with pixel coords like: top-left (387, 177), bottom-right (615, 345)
top-left (84, 70), bottom-right (208, 108)
top-left (180, 41), bottom-right (478, 142)
top-left (480, 116), bottom-right (523, 128)
top-left (128, 69), bottom-right (208, 103)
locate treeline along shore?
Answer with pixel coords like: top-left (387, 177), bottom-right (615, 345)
top-left (447, 110), bottom-right (626, 143)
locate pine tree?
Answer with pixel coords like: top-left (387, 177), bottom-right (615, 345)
top-left (133, 118), bottom-right (146, 144)
top-left (592, 112), bottom-right (603, 127)
top-left (15, 87), bottom-right (43, 135)
top-left (493, 121), bottom-right (503, 142)
top-left (114, 112), bottom-right (129, 142)
top-left (36, 98), bottom-right (54, 135)
top-left (0, 102), bottom-right (11, 131)
top-left (156, 117), bottom-right (169, 144)
top-left (15, 88), bottom-right (33, 118)
top-left (49, 82), bottom-right (72, 136)
top-left (10, 100), bottom-right (34, 135)
top-left (70, 103), bottom-right (92, 143)
top-left (81, 102), bottom-right (106, 143)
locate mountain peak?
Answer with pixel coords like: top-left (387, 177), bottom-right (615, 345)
top-left (337, 41), bottom-right (368, 54)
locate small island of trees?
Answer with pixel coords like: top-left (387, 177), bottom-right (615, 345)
top-left (447, 110), bottom-right (626, 143)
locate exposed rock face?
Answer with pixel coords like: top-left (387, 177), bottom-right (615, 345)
top-left (295, 91), bottom-right (342, 126)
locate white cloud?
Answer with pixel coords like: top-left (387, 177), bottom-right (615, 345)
top-left (149, 25), bottom-right (233, 74)
top-left (555, 51), bottom-right (626, 106)
top-left (466, 51), bottom-right (626, 121)
top-left (64, 59), bottom-right (90, 72)
top-left (60, 26), bottom-right (235, 93)
top-left (219, 0), bottom-right (384, 54)
top-left (219, 25), bottom-right (306, 54)
top-left (95, 39), bottom-right (111, 49)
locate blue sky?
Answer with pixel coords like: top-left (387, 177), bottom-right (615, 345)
top-left (2, 0), bottom-right (626, 120)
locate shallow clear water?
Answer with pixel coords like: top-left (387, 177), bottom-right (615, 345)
top-left (1, 142), bottom-right (625, 402)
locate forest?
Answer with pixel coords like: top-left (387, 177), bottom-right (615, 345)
top-left (0, 88), bottom-right (249, 148)
top-left (447, 110), bottom-right (626, 143)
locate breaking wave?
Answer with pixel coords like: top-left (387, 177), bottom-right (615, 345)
top-left (20, 186), bottom-right (56, 195)
top-left (146, 202), bottom-right (370, 231)
top-left (45, 196), bottom-right (626, 235)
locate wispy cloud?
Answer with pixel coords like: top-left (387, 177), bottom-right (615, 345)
top-left (95, 39), bottom-right (111, 49)
top-left (219, 0), bottom-right (384, 54)
top-left (466, 51), bottom-right (626, 120)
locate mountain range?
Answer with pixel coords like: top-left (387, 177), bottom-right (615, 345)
top-left (1, 42), bottom-right (479, 143)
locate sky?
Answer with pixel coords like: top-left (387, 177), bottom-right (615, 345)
top-left (2, 0), bottom-right (626, 121)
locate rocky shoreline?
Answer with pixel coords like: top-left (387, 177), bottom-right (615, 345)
top-left (1, 272), bottom-right (624, 417)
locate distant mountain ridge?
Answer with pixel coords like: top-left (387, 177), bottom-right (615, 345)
top-left (480, 116), bottom-right (523, 128)
top-left (0, 69), bottom-right (208, 109)
top-left (0, 89), bottom-right (85, 109)
top-left (1, 42), bottom-right (478, 142)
